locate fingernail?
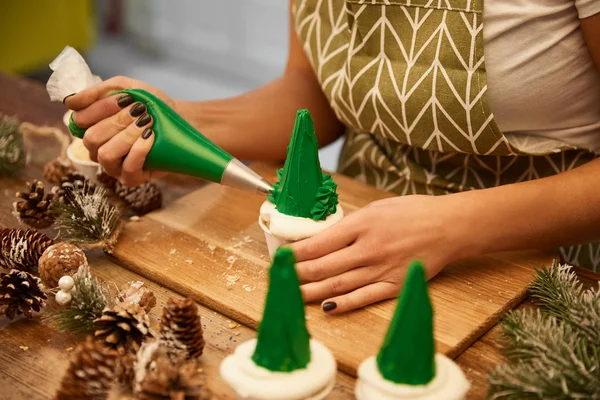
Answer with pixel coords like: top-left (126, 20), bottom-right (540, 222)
top-left (62, 93), bottom-right (76, 104)
top-left (322, 302), bottom-right (337, 312)
top-left (136, 113), bottom-right (151, 127)
top-left (141, 128), bottom-right (153, 139)
top-left (117, 94), bottom-right (134, 108)
top-left (130, 102), bottom-right (146, 117)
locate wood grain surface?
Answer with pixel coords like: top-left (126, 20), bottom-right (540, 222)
top-left (111, 163), bottom-right (555, 376)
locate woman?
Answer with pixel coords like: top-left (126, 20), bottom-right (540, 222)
top-left (65, 0), bottom-right (600, 314)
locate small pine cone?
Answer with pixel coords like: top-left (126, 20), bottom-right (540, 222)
top-left (38, 242), bottom-right (87, 288)
top-left (96, 170), bottom-right (118, 191)
top-left (136, 350), bottom-right (212, 400)
top-left (94, 302), bottom-right (152, 352)
top-left (160, 298), bottom-right (205, 359)
top-left (114, 181), bottom-right (162, 216)
top-left (43, 158), bottom-right (75, 184)
top-left (117, 350), bottom-right (136, 390)
top-left (0, 228), bottom-right (54, 273)
top-left (0, 269), bottom-right (47, 319)
top-left (55, 336), bottom-right (119, 400)
top-left (13, 180), bottom-right (55, 229)
top-left (53, 172), bottom-right (97, 203)
top-left (118, 281), bottom-right (157, 314)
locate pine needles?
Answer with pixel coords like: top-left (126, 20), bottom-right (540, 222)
top-left (488, 261), bottom-right (600, 400)
top-left (0, 115), bottom-right (26, 176)
top-left (52, 184), bottom-right (122, 252)
top-left (55, 265), bottom-right (111, 334)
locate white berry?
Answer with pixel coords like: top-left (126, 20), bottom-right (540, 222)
top-left (58, 276), bottom-right (75, 291)
top-left (55, 290), bottom-right (72, 305)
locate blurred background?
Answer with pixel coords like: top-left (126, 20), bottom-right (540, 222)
top-left (0, 0), bottom-right (343, 170)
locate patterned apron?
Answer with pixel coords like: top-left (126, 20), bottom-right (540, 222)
top-left (293, 0), bottom-right (600, 271)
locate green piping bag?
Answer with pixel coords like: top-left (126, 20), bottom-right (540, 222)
top-left (69, 89), bottom-right (273, 194)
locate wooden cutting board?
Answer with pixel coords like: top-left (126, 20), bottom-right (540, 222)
top-left (111, 163), bottom-right (554, 376)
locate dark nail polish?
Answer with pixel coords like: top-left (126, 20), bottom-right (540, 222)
top-left (136, 113), bottom-right (151, 127)
top-left (322, 302), bottom-right (337, 312)
top-left (141, 128), bottom-right (153, 139)
top-left (62, 93), bottom-right (76, 104)
top-left (130, 102), bottom-right (146, 117)
top-left (117, 94), bottom-right (134, 108)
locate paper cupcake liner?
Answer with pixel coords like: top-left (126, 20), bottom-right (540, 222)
top-left (258, 217), bottom-right (292, 260)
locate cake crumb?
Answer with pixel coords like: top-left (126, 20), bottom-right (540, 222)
top-left (227, 255), bottom-right (237, 266)
top-left (242, 284), bottom-right (254, 292)
top-left (305, 315), bottom-right (311, 320)
top-left (169, 249), bottom-right (177, 255)
top-left (208, 243), bottom-right (216, 254)
top-left (228, 321), bottom-right (238, 329)
top-left (243, 236), bottom-right (253, 243)
top-left (225, 274), bottom-right (239, 286)
top-left (65, 347), bottom-right (74, 352)
top-left (184, 259), bottom-right (193, 264)
top-left (19, 346), bottom-right (29, 351)
top-left (129, 215), bottom-right (140, 222)
top-left (233, 331), bottom-right (241, 336)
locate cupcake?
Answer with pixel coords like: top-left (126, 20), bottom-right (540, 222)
top-left (220, 247), bottom-right (337, 399)
top-left (356, 261), bottom-right (470, 400)
top-left (260, 109), bottom-right (343, 259)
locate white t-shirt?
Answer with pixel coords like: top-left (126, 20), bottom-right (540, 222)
top-left (484, 0), bottom-right (600, 153)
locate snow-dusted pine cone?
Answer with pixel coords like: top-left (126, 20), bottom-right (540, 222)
top-left (53, 172), bottom-right (97, 203)
top-left (160, 298), bottom-right (205, 359)
top-left (55, 336), bottom-right (119, 400)
top-left (43, 158), bottom-right (75, 184)
top-left (94, 302), bottom-right (152, 352)
top-left (118, 281), bottom-right (157, 314)
top-left (96, 170), bottom-right (118, 191)
top-left (0, 228), bottom-right (54, 273)
top-left (13, 180), bottom-right (55, 229)
top-left (38, 242), bottom-right (87, 288)
top-left (114, 181), bottom-right (162, 215)
top-left (0, 269), bottom-right (47, 319)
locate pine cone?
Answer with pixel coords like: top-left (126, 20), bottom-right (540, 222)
top-left (13, 180), bottom-right (55, 229)
top-left (137, 351), bottom-right (212, 400)
top-left (114, 181), bottom-right (162, 215)
top-left (117, 350), bottom-right (136, 390)
top-left (160, 298), bottom-right (205, 359)
top-left (96, 170), bottom-right (118, 191)
top-left (0, 269), bottom-right (47, 319)
top-left (118, 281), bottom-right (157, 314)
top-left (55, 336), bottom-right (119, 400)
top-left (0, 228), bottom-right (54, 273)
top-left (44, 158), bottom-right (75, 184)
top-left (38, 242), bottom-right (88, 288)
top-left (53, 172), bottom-right (97, 203)
top-left (94, 302), bottom-right (152, 352)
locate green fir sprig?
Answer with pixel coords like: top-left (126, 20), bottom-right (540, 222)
top-left (52, 184), bottom-right (122, 253)
top-left (55, 265), bottom-right (111, 334)
top-left (488, 261), bottom-right (600, 400)
top-left (0, 115), bottom-right (26, 176)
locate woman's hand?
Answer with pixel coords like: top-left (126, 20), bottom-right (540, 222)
top-left (290, 195), bottom-right (469, 314)
top-left (64, 76), bottom-right (175, 186)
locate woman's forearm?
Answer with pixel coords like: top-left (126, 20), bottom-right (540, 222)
top-left (448, 158), bottom-right (600, 259)
top-left (173, 71), bottom-right (344, 161)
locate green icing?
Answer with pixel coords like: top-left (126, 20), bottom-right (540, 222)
top-left (269, 109), bottom-right (338, 221)
top-left (376, 261), bottom-right (436, 385)
top-left (251, 247), bottom-right (311, 372)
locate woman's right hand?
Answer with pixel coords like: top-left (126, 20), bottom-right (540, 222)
top-left (64, 76), bottom-right (174, 186)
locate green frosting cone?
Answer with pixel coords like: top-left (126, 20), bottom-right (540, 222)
top-left (252, 247), bottom-right (311, 372)
top-left (268, 109), bottom-right (338, 221)
top-left (376, 261), bottom-right (436, 385)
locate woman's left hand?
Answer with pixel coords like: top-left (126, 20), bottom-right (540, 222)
top-left (290, 195), bottom-right (469, 314)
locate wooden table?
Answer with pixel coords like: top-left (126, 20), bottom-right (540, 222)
top-left (0, 73), bottom-right (598, 400)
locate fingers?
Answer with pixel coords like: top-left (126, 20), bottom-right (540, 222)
top-left (291, 217), bottom-right (360, 262)
top-left (72, 93), bottom-right (134, 128)
top-left (295, 246), bottom-right (365, 283)
top-left (120, 128), bottom-right (155, 187)
top-left (83, 102), bottom-right (147, 161)
top-left (96, 112), bottom-right (153, 177)
top-left (320, 282), bottom-right (398, 314)
top-left (65, 76), bottom-right (137, 111)
top-left (301, 266), bottom-right (374, 303)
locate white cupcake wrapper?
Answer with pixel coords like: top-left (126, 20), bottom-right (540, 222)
top-left (258, 217), bottom-right (293, 260)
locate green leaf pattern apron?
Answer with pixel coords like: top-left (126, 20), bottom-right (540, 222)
top-left (293, 0), bottom-right (600, 271)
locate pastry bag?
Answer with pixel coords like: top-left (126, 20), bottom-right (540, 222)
top-left (69, 89), bottom-right (273, 195)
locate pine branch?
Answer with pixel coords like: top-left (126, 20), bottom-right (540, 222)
top-left (55, 265), bottom-right (111, 334)
top-left (52, 184), bottom-right (122, 252)
top-left (0, 115), bottom-right (26, 176)
top-left (529, 261), bottom-right (600, 344)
